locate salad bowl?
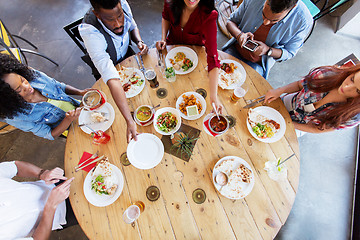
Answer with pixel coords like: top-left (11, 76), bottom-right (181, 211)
top-left (153, 107), bottom-right (181, 135)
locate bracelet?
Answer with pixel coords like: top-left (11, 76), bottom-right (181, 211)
top-left (38, 169), bottom-right (46, 179)
top-left (137, 40), bottom-right (144, 45)
top-left (236, 32), bottom-right (242, 42)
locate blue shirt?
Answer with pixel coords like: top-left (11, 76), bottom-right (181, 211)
top-left (2, 70), bottom-right (80, 140)
top-left (79, 0), bottom-right (137, 83)
top-left (229, 0), bottom-right (313, 78)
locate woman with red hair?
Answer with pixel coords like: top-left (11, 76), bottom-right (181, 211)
top-left (265, 64), bottom-right (360, 133)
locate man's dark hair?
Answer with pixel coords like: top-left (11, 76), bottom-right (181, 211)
top-left (0, 54), bottom-right (34, 119)
top-left (90, 0), bottom-right (120, 11)
top-left (268, 0), bottom-right (298, 13)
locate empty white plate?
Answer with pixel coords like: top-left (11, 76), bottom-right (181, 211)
top-left (127, 133), bottom-right (164, 169)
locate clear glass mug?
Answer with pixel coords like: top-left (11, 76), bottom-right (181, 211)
top-left (122, 201), bottom-right (145, 224)
top-left (231, 83), bottom-right (249, 102)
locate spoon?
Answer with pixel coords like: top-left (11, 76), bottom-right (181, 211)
top-left (83, 125), bottom-right (99, 136)
top-left (277, 153), bottom-right (295, 166)
top-left (212, 102), bottom-right (220, 120)
top-left (152, 104), bottom-right (160, 110)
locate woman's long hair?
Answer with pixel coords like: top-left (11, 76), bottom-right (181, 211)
top-left (170, 0), bottom-right (215, 26)
top-left (0, 54), bottom-right (35, 119)
top-left (305, 64), bottom-right (360, 130)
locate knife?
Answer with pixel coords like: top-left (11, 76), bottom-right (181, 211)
top-left (139, 54), bottom-right (146, 71)
top-left (134, 54), bottom-right (143, 72)
top-left (243, 97), bottom-right (265, 109)
top-left (78, 119), bottom-right (109, 127)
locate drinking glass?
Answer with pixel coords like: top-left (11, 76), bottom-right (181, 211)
top-left (122, 201), bottom-right (145, 224)
top-left (145, 68), bottom-right (159, 88)
top-left (264, 160), bottom-right (288, 181)
top-left (165, 67), bottom-right (176, 83)
top-left (231, 83), bottom-right (249, 102)
top-left (91, 130), bottom-right (110, 145)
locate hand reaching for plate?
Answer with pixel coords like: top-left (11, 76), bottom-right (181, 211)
top-left (127, 120), bottom-right (139, 143)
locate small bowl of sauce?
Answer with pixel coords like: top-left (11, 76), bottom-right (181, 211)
top-left (208, 114), bottom-right (229, 135)
top-left (82, 90), bottom-right (106, 110)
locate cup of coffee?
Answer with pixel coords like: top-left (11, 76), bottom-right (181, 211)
top-left (145, 68), bottom-right (159, 88)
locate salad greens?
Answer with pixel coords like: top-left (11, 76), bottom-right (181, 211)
top-left (156, 112), bottom-right (178, 133)
top-left (252, 122), bottom-right (275, 139)
top-left (182, 58), bottom-right (193, 71)
top-left (91, 175), bottom-right (109, 195)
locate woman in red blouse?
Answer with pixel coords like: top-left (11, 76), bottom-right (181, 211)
top-left (156, 0), bottom-right (223, 112)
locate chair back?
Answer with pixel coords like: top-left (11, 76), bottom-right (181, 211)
top-left (301, 0), bottom-right (320, 17)
top-left (63, 18), bottom-right (87, 54)
top-left (0, 20), bottom-right (11, 47)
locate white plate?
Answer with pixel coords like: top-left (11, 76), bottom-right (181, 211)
top-left (118, 67), bottom-right (145, 98)
top-left (176, 92), bottom-right (206, 120)
top-left (165, 46), bottom-right (198, 75)
top-left (219, 59), bottom-right (246, 89)
top-left (79, 102), bottom-right (115, 134)
top-left (246, 106), bottom-right (286, 143)
top-left (153, 107), bottom-right (181, 135)
top-left (83, 164), bottom-right (124, 207)
top-left (212, 156), bottom-right (255, 200)
top-left (127, 133), bottom-right (164, 169)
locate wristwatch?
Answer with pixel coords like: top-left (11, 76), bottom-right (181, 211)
top-left (267, 48), bottom-right (273, 57)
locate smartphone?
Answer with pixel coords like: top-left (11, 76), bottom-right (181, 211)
top-left (243, 39), bottom-right (259, 52)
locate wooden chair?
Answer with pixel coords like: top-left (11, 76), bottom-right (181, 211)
top-left (0, 18), bottom-right (58, 66)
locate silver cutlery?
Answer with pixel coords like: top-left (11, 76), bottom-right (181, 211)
top-left (243, 96), bottom-right (265, 109)
top-left (277, 153), bottom-right (296, 166)
top-left (78, 119), bottom-right (109, 127)
top-left (135, 54), bottom-right (144, 73)
top-left (245, 95), bottom-right (265, 104)
top-left (139, 54), bottom-right (146, 72)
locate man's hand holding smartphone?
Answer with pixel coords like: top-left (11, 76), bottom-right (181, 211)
top-left (236, 32), bottom-right (254, 47)
top-left (252, 40), bottom-right (271, 57)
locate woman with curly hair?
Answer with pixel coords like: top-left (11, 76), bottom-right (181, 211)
top-left (156, 0), bottom-right (223, 113)
top-left (264, 64), bottom-right (360, 133)
top-left (0, 54), bottom-right (90, 140)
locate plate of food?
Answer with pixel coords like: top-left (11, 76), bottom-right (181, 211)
top-left (118, 66), bottom-right (145, 98)
top-left (219, 59), bottom-right (246, 89)
top-left (176, 92), bottom-right (206, 120)
top-left (212, 156), bottom-right (255, 200)
top-left (246, 106), bottom-right (286, 143)
top-left (165, 46), bottom-right (198, 75)
top-left (127, 133), bottom-right (165, 169)
top-left (83, 158), bottom-right (124, 207)
top-left (78, 102), bottom-right (115, 134)
top-left (153, 107), bottom-right (181, 135)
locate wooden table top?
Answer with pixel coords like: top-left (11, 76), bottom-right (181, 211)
top-left (64, 46), bottom-right (300, 240)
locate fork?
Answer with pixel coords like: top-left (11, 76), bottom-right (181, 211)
top-left (245, 95), bottom-right (265, 104)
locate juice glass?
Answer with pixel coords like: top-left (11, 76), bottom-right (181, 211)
top-left (91, 130), bottom-right (110, 145)
top-left (123, 201), bottom-right (145, 224)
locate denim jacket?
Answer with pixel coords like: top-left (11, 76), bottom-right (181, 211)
top-left (2, 70), bottom-right (80, 140)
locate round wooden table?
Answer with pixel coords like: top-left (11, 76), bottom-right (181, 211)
top-left (64, 46), bottom-right (300, 240)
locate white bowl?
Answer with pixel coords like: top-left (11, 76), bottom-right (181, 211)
top-left (153, 107), bottom-right (181, 135)
top-left (176, 91), bottom-right (206, 120)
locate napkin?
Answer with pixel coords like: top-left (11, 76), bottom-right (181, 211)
top-left (204, 119), bottom-right (218, 137)
top-left (78, 152), bottom-right (97, 172)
